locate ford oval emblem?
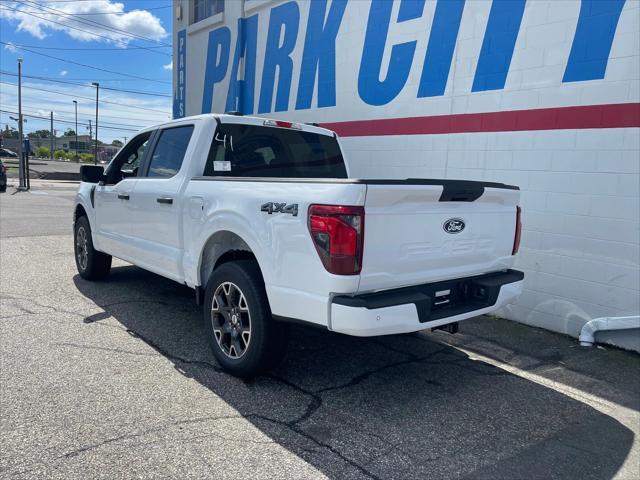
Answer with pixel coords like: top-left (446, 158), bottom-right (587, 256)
top-left (443, 218), bottom-right (465, 234)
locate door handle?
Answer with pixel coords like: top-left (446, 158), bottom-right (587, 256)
top-left (117, 193), bottom-right (130, 200)
top-left (157, 197), bottom-right (173, 205)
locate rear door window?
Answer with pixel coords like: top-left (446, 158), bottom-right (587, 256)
top-left (203, 124), bottom-right (347, 178)
top-left (145, 125), bottom-right (194, 178)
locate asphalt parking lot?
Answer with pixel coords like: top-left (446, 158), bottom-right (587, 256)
top-left (1, 180), bottom-right (639, 479)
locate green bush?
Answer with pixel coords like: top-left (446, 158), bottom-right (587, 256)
top-left (79, 153), bottom-right (95, 163)
top-left (53, 149), bottom-right (67, 160)
top-left (36, 146), bottom-right (50, 158)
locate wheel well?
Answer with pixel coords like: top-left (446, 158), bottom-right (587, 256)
top-left (199, 231), bottom-right (263, 286)
top-left (214, 249), bottom-right (256, 269)
top-left (74, 204), bottom-right (87, 222)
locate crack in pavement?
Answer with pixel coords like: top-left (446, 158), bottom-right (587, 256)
top-left (124, 329), bottom-right (226, 374)
top-left (26, 294), bottom-right (510, 479)
top-left (55, 342), bottom-right (162, 358)
top-left (247, 413), bottom-right (384, 480)
top-left (315, 348), bottom-right (449, 394)
top-left (122, 328), bottom-right (392, 479)
top-left (60, 415), bottom-right (247, 459)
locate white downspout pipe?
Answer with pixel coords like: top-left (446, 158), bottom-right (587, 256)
top-left (579, 316), bottom-right (640, 347)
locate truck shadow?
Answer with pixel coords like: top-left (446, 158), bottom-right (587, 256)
top-left (74, 265), bottom-right (634, 480)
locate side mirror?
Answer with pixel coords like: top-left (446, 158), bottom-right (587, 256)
top-left (80, 165), bottom-right (104, 183)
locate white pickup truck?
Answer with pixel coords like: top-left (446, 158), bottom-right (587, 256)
top-left (74, 114), bottom-right (523, 376)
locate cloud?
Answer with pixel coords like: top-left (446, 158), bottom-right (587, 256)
top-left (59, 70), bottom-right (68, 76)
top-left (163, 61), bottom-right (173, 71)
top-left (4, 42), bottom-right (18, 53)
top-left (0, 0), bottom-right (168, 44)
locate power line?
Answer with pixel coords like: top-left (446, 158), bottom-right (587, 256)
top-left (1, 109), bottom-right (139, 132)
top-left (2, 42), bottom-right (170, 51)
top-left (16, 0), bottom-right (172, 47)
top-left (1, 98), bottom-right (167, 124)
top-left (0, 71), bottom-right (172, 98)
top-left (44, 5), bottom-right (172, 15)
top-left (3, 74), bottom-right (163, 82)
top-left (4, 105), bottom-right (150, 129)
top-left (0, 4), bottom-right (170, 57)
top-left (0, 80), bottom-right (171, 115)
top-left (13, 0), bottom-right (171, 46)
top-left (0, 42), bottom-right (172, 85)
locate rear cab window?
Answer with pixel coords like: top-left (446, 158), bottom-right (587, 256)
top-left (203, 123), bottom-right (347, 179)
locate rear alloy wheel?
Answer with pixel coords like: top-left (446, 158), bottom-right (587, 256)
top-left (211, 282), bottom-right (252, 359)
top-left (203, 260), bottom-right (287, 377)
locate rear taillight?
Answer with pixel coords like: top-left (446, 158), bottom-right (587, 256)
top-left (308, 204), bottom-right (364, 275)
top-left (512, 206), bottom-right (522, 255)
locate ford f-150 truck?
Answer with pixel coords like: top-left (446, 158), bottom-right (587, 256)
top-left (74, 114), bottom-right (524, 377)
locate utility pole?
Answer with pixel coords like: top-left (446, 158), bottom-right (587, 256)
top-left (92, 82), bottom-right (99, 165)
top-left (73, 100), bottom-right (78, 162)
top-left (50, 111), bottom-right (54, 160)
top-left (123, 136), bottom-right (127, 144)
top-left (17, 57), bottom-right (25, 190)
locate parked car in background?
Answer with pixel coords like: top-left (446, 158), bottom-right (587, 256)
top-left (0, 148), bottom-right (18, 158)
top-left (0, 159), bottom-right (7, 192)
top-left (73, 114), bottom-right (524, 377)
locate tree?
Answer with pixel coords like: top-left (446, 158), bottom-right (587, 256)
top-left (2, 125), bottom-right (20, 139)
top-left (64, 128), bottom-right (76, 137)
top-left (112, 139), bottom-right (123, 147)
top-left (28, 129), bottom-right (51, 138)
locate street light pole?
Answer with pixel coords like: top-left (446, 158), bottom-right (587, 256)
top-left (50, 111), bottom-right (54, 160)
top-left (92, 82), bottom-right (99, 165)
top-left (17, 57), bottom-right (25, 189)
top-left (73, 100), bottom-right (78, 162)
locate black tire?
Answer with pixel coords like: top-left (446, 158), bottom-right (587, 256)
top-left (74, 215), bottom-right (112, 280)
top-left (203, 260), bottom-right (288, 378)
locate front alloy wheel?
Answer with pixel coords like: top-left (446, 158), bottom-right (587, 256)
top-left (76, 225), bottom-right (89, 271)
top-left (73, 215), bottom-right (111, 280)
top-left (211, 282), bottom-right (252, 359)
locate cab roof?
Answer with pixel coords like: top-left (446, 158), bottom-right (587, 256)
top-left (144, 113), bottom-right (336, 137)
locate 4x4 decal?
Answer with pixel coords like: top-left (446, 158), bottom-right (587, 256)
top-left (261, 202), bottom-right (298, 217)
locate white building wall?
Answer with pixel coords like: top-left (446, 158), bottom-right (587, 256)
top-left (174, 0), bottom-right (640, 351)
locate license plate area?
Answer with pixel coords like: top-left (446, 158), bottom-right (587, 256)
top-left (429, 280), bottom-right (491, 317)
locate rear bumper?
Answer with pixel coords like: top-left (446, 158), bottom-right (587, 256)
top-left (330, 270), bottom-right (524, 336)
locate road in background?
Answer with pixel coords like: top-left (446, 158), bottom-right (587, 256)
top-left (2, 158), bottom-right (83, 181)
top-left (0, 180), bottom-right (77, 237)
top-left (1, 180), bottom-right (639, 479)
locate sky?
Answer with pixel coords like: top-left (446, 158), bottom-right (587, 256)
top-left (0, 0), bottom-right (173, 143)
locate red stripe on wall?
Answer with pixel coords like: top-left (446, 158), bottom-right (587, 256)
top-left (321, 103), bottom-right (640, 137)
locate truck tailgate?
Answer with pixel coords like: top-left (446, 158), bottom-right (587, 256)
top-left (358, 180), bottom-right (520, 293)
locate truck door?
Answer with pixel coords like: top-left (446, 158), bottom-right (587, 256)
top-left (128, 124), bottom-right (195, 281)
top-left (94, 132), bottom-right (151, 260)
